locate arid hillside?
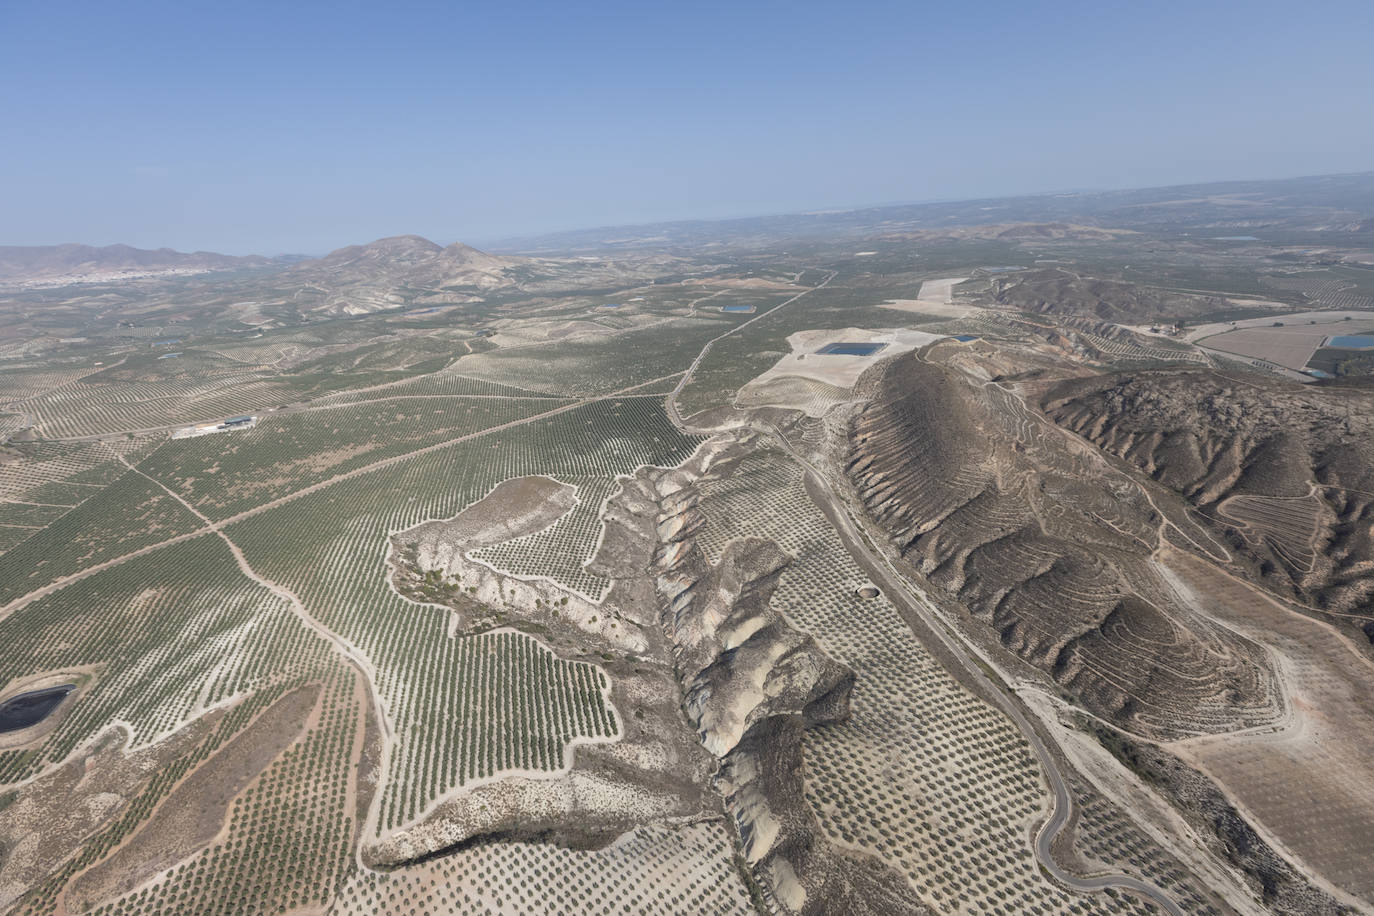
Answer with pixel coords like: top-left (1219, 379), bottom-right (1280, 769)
top-left (278, 235), bottom-right (683, 317)
top-left (282, 235), bottom-right (523, 315)
top-left (1043, 370), bottom-right (1374, 620)
top-left (846, 348), bottom-right (1279, 739)
top-left (987, 268), bottom-right (1227, 322)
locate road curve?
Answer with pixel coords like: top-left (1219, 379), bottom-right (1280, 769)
top-left (808, 461), bottom-right (1184, 915)
top-left (662, 281), bottom-right (1185, 915)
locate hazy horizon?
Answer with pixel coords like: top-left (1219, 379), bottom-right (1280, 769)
top-left (4, 168), bottom-right (1373, 260)
top-left (4, 0), bottom-right (1372, 255)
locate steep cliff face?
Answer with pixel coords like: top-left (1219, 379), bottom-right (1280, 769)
top-left (646, 434), bottom-right (928, 916)
top-left (1042, 370), bottom-right (1374, 619)
top-left (847, 351), bottom-right (1280, 740)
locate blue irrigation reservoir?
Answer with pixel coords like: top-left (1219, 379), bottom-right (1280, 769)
top-left (817, 342), bottom-right (887, 356)
top-left (1327, 335), bottom-right (1374, 350)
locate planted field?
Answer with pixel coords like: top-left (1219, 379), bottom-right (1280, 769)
top-left (0, 438), bottom-right (161, 557)
top-left (0, 469), bottom-right (205, 606)
top-left (1079, 333), bottom-right (1210, 366)
top-left (674, 280), bottom-right (922, 417)
top-left (221, 396), bottom-right (698, 834)
top-left (0, 366), bottom-right (100, 403)
top-left (20, 372), bottom-right (287, 439)
top-left (380, 629), bottom-right (619, 829)
top-left (456, 316), bottom-right (730, 396)
top-left (137, 395), bottom-right (569, 520)
top-left (1067, 775), bottom-right (1223, 916)
top-left (469, 476), bottom-right (618, 602)
top-left (0, 438), bottom-right (148, 504)
top-left (1165, 548), bottom-right (1374, 904)
top-left (334, 822), bottom-right (754, 914)
top-left (307, 364), bottom-right (554, 405)
top-left (69, 670), bottom-right (360, 916)
top-left (0, 534), bottom-right (320, 782)
top-left (0, 503), bottom-right (365, 916)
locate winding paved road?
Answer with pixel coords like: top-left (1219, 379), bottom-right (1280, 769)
top-left (664, 274), bottom-right (1184, 915)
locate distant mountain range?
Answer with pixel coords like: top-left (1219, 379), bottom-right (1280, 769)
top-left (10, 171), bottom-right (1372, 316)
top-left (487, 171), bottom-right (1374, 253)
top-left (0, 232), bottom-right (674, 319)
top-left (0, 243), bottom-right (274, 283)
top-left (0, 236), bottom-right (534, 317)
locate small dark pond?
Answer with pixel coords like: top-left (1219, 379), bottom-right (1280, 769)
top-left (817, 341), bottom-right (887, 356)
top-left (0, 685), bottom-right (76, 733)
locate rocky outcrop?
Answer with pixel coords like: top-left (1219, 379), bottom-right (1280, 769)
top-left (646, 434), bottom-right (928, 915)
top-left (369, 472), bottom-right (721, 867)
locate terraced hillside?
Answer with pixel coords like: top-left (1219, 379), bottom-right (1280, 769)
top-left (846, 347), bottom-right (1280, 738)
top-left (1042, 370), bottom-right (1374, 622)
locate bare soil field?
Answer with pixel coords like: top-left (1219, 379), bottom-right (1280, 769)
top-left (417, 475), bottom-right (577, 551)
top-left (1196, 326), bottom-right (1332, 370)
top-left (879, 276), bottom-right (974, 317)
top-left (740, 327), bottom-right (945, 393)
top-left (65, 684), bottom-right (320, 911)
top-left (1161, 547), bottom-right (1374, 907)
top-left (1183, 310), bottom-right (1374, 343)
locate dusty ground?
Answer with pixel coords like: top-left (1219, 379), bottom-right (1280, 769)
top-left (685, 277), bottom-right (802, 290)
top-left (734, 375), bottom-right (855, 418)
top-left (740, 327), bottom-right (946, 395)
top-left (1183, 310), bottom-right (1374, 343)
top-left (1195, 326), bottom-right (1332, 370)
top-left (878, 276), bottom-right (973, 317)
top-left (0, 710), bottom-right (227, 911)
top-left (418, 475), bottom-right (576, 552)
top-left (64, 684), bottom-right (320, 911)
top-left (1161, 547), bottom-right (1374, 907)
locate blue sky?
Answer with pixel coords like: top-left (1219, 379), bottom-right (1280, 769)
top-left (2, 0), bottom-right (1371, 254)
